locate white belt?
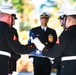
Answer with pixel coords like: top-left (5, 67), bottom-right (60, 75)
top-left (62, 56), bottom-right (76, 61)
top-left (0, 51), bottom-right (11, 57)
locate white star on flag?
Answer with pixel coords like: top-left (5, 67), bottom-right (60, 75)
top-left (29, 49), bottom-right (47, 58)
top-left (36, 50), bottom-right (41, 55)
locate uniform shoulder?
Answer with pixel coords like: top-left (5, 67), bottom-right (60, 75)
top-left (11, 27), bottom-right (17, 31)
top-left (31, 26), bottom-right (40, 31)
top-left (47, 27), bottom-right (56, 32)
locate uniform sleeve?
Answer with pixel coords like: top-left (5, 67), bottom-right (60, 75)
top-left (42, 35), bottom-right (70, 58)
top-left (11, 52), bottom-right (21, 60)
top-left (53, 30), bottom-right (57, 44)
top-left (2, 28), bottom-right (36, 54)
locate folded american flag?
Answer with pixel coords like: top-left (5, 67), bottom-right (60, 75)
top-left (29, 49), bottom-right (54, 64)
top-left (29, 49), bottom-right (47, 57)
top-left (28, 30), bottom-right (46, 58)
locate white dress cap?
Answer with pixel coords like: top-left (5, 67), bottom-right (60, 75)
top-left (0, 3), bottom-right (17, 14)
top-left (59, 3), bottom-right (76, 16)
top-left (40, 12), bottom-right (51, 18)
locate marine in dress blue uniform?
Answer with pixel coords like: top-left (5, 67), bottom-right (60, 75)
top-left (0, 4), bottom-right (36, 75)
top-left (32, 6), bottom-right (76, 75)
top-left (53, 10), bottom-right (66, 75)
top-left (28, 12), bottom-right (57, 75)
top-left (8, 14), bottom-right (21, 74)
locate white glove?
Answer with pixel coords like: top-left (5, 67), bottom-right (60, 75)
top-left (31, 37), bottom-right (45, 51)
top-left (48, 57), bottom-right (55, 63)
